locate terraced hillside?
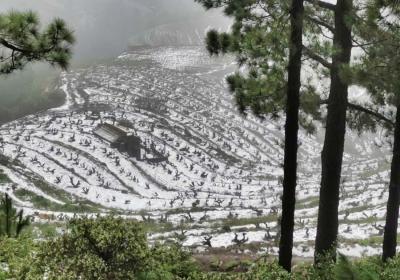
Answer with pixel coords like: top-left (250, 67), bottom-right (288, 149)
top-left (0, 46), bottom-right (393, 257)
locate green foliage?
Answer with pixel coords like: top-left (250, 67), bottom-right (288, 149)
top-left (0, 10), bottom-right (73, 124)
top-left (14, 216), bottom-right (197, 280)
top-left (3, 219), bottom-right (400, 280)
top-left (0, 236), bottom-right (37, 279)
top-left (13, 188), bottom-right (100, 213)
top-left (334, 254), bottom-right (378, 280)
top-left (196, 1), bottom-right (290, 118)
top-left (380, 256), bottom-right (400, 280)
top-left (24, 216), bottom-right (149, 280)
top-left (0, 170), bottom-right (9, 184)
top-left (205, 30), bottom-right (230, 55)
top-left (0, 194), bottom-right (31, 238)
top-left (291, 257), bottom-right (335, 280)
top-left (345, 0), bottom-right (400, 132)
top-left (0, 10), bottom-right (75, 73)
top-left (195, 0), bottom-right (321, 132)
top-left (244, 260), bottom-right (291, 279)
top-left (138, 244), bottom-right (199, 280)
top-left (187, 255), bottom-right (400, 280)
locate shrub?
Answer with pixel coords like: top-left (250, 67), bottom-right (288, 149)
top-left (0, 236), bottom-right (36, 279)
top-left (333, 254), bottom-right (379, 280)
top-left (242, 260), bottom-right (290, 280)
top-left (24, 216), bottom-right (149, 280)
top-left (5, 215), bottom-right (400, 280)
top-left (138, 244), bottom-right (198, 280)
top-left (16, 216), bottom-right (198, 280)
top-left (381, 256), bottom-right (400, 280)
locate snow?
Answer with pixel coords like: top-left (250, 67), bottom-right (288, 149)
top-left (0, 46), bottom-right (394, 257)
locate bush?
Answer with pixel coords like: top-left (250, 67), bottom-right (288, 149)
top-left (243, 260), bottom-right (290, 280)
top-left (291, 256), bottom-right (335, 280)
top-left (24, 216), bottom-right (150, 280)
top-left (14, 216), bottom-right (198, 280)
top-left (0, 236), bottom-right (37, 279)
top-left (380, 256), bottom-right (400, 280)
top-left (333, 254), bottom-right (380, 280)
top-left (186, 255), bottom-right (393, 280)
top-left (138, 244), bottom-right (198, 280)
top-left (4, 216), bottom-right (400, 280)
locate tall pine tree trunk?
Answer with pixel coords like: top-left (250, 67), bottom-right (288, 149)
top-left (4, 194), bottom-right (12, 237)
top-left (278, 0), bottom-right (304, 272)
top-left (315, 0), bottom-right (353, 262)
top-left (382, 101), bottom-right (400, 261)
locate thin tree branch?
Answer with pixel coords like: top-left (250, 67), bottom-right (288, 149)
top-left (347, 102), bottom-right (395, 127)
top-left (0, 38), bottom-right (27, 53)
top-left (306, 15), bottom-right (334, 33)
top-left (303, 45), bottom-right (332, 69)
top-left (304, 0), bottom-right (336, 11)
top-left (321, 99), bottom-right (395, 126)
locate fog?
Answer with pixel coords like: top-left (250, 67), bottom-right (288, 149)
top-left (0, 1), bottom-right (230, 123)
top-left (0, 0), bottom-right (230, 61)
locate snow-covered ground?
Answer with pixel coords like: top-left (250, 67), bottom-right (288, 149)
top-left (0, 46), bottom-right (393, 257)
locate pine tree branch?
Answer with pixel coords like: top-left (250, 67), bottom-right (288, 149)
top-left (0, 38), bottom-right (27, 53)
top-left (0, 38), bottom-right (58, 56)
top-left (306, 15), bottom-right (334, 33)
top-left (321, 99), bottom-right (395, 127)
top-left (347, 102), bottom-right (395, 127)
top-left (304, 0), bottom-right (336, 11)
top-left (303, 45), bottom-right (332, 69)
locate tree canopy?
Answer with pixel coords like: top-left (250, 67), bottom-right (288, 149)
top-left (0, 10), bottom-right (75, 74)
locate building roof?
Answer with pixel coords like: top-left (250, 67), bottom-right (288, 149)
top-left (93, 123), bottom-right (127, 144)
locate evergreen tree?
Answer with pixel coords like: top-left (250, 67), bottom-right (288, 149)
top-left (194, 0), bottom-right (315, 270)
top-left (383, 99), bottom-right (400, 262)
top-left (279, 0), bottom-right (304, 271)
top-left (313, 0), bottom-right (354, 262)
top-left (0, 10), bottom-right (74, 74)
top-left (304, 0), bottom-right (400, 262)
top-left (0, 11), bottom-right (73, 238)
top-left (0, 194), bottom-right (30, 237)
top-left (349, 0), bottom-right (400, 261)
top-left (195, 0), bottom-right (397, 265)
top-left (374, 1), bottom-right (400, 263)
top-left (195, 0), bottom-right (355, 266)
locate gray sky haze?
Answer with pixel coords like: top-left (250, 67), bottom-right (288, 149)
top-left (0, 0), bottom-right (230, 60)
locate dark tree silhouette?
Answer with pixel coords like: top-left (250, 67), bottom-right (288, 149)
top-left (195, 0), bottom-right (312, 271)
top-left (0, 193), bottom-right (30, 237)
top-left (279, 0), bottom-right (304, 271)
top-left (314, 0), bottom-right (354, 262)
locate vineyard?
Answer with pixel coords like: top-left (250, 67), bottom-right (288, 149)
top-left (0, 47), bottom-right (392, 258)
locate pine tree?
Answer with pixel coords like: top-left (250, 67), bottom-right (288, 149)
top-left (0, 10), bottom-right (74, 74)
top-left (279, 0), bottom-right (304, 271)
top-left (375, 2), bottom-right (400, 263)
top-left (383, 101), bottom-right (400, 261)
top-left (195, 0), bottom-right (393, 266)
top-left (304, 0), bottom-right (400, 262)
top-left (194, 0), bottom-right (313, 271)
top-left (0, 11), bottom-right (73, 236)
top-left (348, 1), bottom-right (400, 261)
top-left (314, 0), bottom-right (354, 262)
top-left (0, 194), bottom-right (30, 237)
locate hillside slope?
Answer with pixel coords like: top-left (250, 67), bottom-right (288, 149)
top-left (0, 47), bottom-right (392, 257)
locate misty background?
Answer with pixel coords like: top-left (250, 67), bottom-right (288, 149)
top-left (0, 0), bottom-right (230, 61)
top-left (0, 0), bottom-right (230, 124)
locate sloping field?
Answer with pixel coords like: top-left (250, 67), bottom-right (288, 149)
top-left (0, 47), bottom-right (392, 257)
